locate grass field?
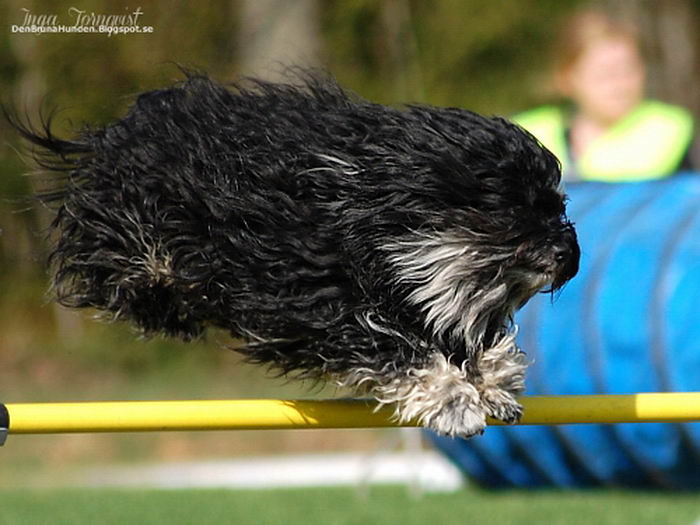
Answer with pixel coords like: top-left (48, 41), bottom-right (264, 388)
top-left (1, 486), bottom-right (700, 525)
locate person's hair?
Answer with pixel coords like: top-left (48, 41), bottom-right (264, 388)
top-left (553, 7), bottom-right (642, 77)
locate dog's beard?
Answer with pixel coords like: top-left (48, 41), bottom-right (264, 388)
top-left (382, 230), bottom-right (542, 351)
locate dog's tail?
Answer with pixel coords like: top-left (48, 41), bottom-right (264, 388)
top-left (2, 106), bottom-right (93, 202)
top-left (4, 103), bottom-right (208, 341)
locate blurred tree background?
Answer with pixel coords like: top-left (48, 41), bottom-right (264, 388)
top-left (1, 0), bottom-right (699, 470)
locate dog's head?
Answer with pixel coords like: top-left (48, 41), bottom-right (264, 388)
top-left (379, 105), bottom-right (579, 356)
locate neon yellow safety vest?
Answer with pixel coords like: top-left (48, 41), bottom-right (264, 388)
top-left (513, 101), bottom-right (694, 182)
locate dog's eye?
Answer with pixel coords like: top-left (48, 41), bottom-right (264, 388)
top-left (534, 191), bottom-right (565, 215)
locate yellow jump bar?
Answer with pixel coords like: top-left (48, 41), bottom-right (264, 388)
top-left (2, 393), bottom-right (700, 439)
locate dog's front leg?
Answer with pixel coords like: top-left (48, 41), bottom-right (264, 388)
top-left (474, 331), bottom-right (527, 424)
top-left (334, 328), bottom-right (527, 437)
top-left (336, 349), bottom-right (489, 438)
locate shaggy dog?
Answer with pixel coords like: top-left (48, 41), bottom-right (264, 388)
top-left (9, 72), bottom-right (579, 437)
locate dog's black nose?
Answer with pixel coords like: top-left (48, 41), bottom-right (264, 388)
top-left (552, 228), bottom-right (580, 287)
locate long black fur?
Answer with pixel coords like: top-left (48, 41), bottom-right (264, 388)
top-left (9, 71), bottom-right (579, 436)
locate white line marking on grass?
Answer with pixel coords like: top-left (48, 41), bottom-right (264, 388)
top-left (78, 451), bottom-right (464, 492)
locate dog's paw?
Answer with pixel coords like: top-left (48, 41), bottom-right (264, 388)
top-left (336, 352), bottom-right (489, 438)
top-left (480, 390), bottom-right (523, 424)
top-left (475, 331), bottom-right (527, 424)
top-left (418, 396), bottom-right (487, 438)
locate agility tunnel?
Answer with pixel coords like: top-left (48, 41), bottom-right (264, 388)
top-left (429, 174), bottom-right (700, 489)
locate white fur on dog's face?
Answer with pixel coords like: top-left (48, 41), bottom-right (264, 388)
top-left (381, 230), bottom-right (547, 350)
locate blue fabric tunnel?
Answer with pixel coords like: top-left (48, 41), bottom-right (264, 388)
top-left (428, 175), bottom-right (700, 489)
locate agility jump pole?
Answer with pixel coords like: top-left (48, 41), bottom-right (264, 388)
top-left (2, 392), bottom-right (700, 444)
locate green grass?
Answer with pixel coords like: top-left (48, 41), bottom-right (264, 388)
top-left (1, 486), bottom-right (700, 525)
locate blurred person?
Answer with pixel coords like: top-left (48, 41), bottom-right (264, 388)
top-left (514, 8), bottom-right (696, 182)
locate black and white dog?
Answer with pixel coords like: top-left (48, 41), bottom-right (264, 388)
top-left (10, 72), bottom-right (579, 437)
